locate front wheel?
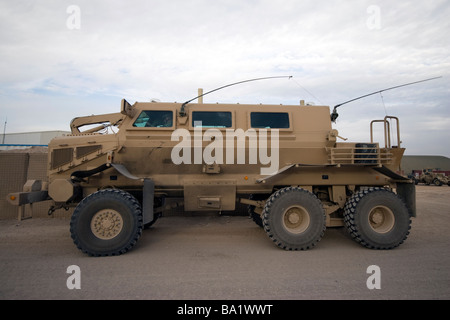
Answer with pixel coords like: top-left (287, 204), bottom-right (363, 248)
top-left (344, 188), bottom-right (411, 249)
top-left (70, 189), bottom-right (143, 256)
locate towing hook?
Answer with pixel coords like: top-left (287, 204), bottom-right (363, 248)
top-left (48, 206), bottom-right (56, 215)
top-left (48, 204), bottom-right (70, 215)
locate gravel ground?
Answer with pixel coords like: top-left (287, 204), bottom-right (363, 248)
top-left (0, 185), bottom-right (449, 300)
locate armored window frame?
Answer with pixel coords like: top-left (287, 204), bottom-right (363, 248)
top-left (250, 112), bottom-right (290, 129)
top-left (191, 111), bottom-right (232, 128)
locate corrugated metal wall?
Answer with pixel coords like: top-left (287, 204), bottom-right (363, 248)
top-left (0, 150), bottom-right (71, 220)
top-left (0, 153), bottom-right (29, 219)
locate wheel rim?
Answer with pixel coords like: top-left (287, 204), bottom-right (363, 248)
top-left (90, 209), bottom-right (124, 240)
top-left (282, 205), bottom-right (310, 234)
top-left (368, 206), bottom-right (395, 233)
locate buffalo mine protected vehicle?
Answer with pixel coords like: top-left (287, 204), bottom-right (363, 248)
top-left (8, 81), bottom-right (417, 256)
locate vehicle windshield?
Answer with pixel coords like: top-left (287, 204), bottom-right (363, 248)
top-left (133, 110), bottom-right (173, 127)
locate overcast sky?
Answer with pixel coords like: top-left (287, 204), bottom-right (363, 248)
top-left (0, 0), bottom-right (449, 156)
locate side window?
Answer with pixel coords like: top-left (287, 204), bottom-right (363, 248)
top-left (250, 112), bottom-right (290, 129)
top-left (133, 110), bottom-right (173, 127)
top-left (192, 111), bottom-right (232, 128)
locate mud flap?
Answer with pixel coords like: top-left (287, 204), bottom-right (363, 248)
top-left (143, 178), bottom-right (154, 225)
top-left (396, 182), bottom-right (416, 217)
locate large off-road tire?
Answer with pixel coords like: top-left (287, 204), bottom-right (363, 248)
top-left (70, 189), bottom-right (143, 256)
top-left (344, 187), bottom-right (411, 249)
top-left (262, 187), bottom-right (326, 250)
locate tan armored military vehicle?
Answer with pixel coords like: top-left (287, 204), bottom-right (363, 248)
top-left (8, 79), bottom-right (419, 256)
top-left (415, 169), bottom-right (450, 186)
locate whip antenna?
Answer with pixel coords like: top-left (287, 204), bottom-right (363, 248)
top-left (179, 76), bottom-right (292, 116)
top-left (331, 76), bottom-right (442, 122)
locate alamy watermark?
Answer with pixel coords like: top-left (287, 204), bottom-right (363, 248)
top-left (366, 5), bottom-right (381, 30)
top-left (66, 265), bottom-right (81, 289)
top-left (65, 265), bottom-right (381, 292)
top-left (171, 122), bottom-right (280, 175)
top-left (366, 265), bottom-right (381, 290)
top-left (66, 5), bottom-right (81, 30)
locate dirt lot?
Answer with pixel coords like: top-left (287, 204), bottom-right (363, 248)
top-left (1, 185), bottom-right (449, 300)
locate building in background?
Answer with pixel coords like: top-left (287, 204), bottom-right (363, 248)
top-left (402, 155), bottom-right (450, 177)
top-left (0, 131), bottom-right (70, 150)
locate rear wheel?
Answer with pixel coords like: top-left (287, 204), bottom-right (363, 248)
top-left (70, 189), bottom-right (143, 256)
top-left (262, 187), bottom-right (326, 250)
top-left (344, 188), bottom-right (411, 249)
